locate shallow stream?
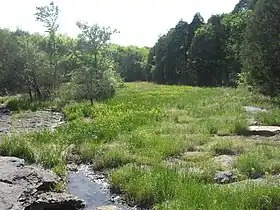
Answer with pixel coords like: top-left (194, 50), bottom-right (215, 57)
top-left (67, 165), bottom-right (132, 210)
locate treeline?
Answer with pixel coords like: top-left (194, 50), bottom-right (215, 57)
top-left (1, 0), bottom-right (280, 101)
top-left (146, 0), bottom-right (257, 87)
top-left (0, 2), bottom-right (149, 103)
top-left (147, 0), bottom-right (280, 97)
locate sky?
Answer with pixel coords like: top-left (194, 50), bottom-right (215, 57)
top-left (0, 0), bottom-right (239, 47)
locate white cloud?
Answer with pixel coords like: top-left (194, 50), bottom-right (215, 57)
top-left (0, 0), bottom-right (238, 46)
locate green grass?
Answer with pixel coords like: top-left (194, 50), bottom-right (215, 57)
top-left (0, 96), bottom-right (10, 104)
top-left (5, 97), bottom-right (50, 111)
top-left (255, 110), bottom-right (280, 125)
top-left (1, 82), bottom-right (280, 209)
top-left (111, 164), bottom-right (280, 209)
top-left (234, 144), bottom-right (280, 179)
top-left (209, 138), bottom-right (252, 155)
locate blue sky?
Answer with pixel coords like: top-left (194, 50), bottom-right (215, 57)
top-left (0, 0), bottom-right (238, 47)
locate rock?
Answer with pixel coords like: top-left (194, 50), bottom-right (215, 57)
top-left (0, 109), bottom-right (65, 136)
top-left (243, 106), bottom-right (267, 113)
top-left (67, 164), bottom-right (79, 172)
top-left (23, 192), bottom-right (84, 210)
top-left (95, 205), bottom-right (119, 210)
top-left (213, 155), bottom-right (235, 169)
top-left (214, 171), bottom-right (237, 184)
top-left (0, 107), bottom-right (10, 115)
top-left (245, 126), bottom-right (280, 136)
top-left (110, 195), bottom-right (121, 203)
top-left (227, 174), bottom-right (280, 187)
top-left (0, 156), bottom-right (84, 210)
top-left (0, 181), bottom-right (24, 210)
top-left (0, 156), bottom-right (58, 190)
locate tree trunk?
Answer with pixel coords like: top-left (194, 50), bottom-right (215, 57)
top-left (35, 85), bottom-right (42, 100)
top-left (32, 76), bottom-right (42, 100)
top-left (28, 85), bottom-right (33, 102)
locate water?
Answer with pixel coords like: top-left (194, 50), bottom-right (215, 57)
top-left (67, 165), bottom-right (130, 210)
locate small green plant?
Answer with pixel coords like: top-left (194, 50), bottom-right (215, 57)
top-left (0, 136), bottom-right (35, 163)
top-left (233, 118), bottom-right (248, 134)
top-left (78, 141), bottom-right (101, 162)
top-left (52, 162), bottom-right (67, 177)
top-left (93, 148), bottom-right (134, 170)
top-left (5, 97), bottom-right (47, 111)
top-left (234, 145), bottom-right (280, 178)
top-left (211, 140), bottom-right (235, 155)
top-left (256, 110), bottom-right (280, 126)
top-left (236, 72), bottom-right (252, 90)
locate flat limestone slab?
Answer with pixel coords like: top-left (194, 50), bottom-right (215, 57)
top-left (247, 126), bottom-right (280, 136)
top-left (0, 156), bottom-right (84, 210)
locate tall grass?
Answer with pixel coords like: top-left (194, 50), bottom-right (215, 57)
top-left (111, 165), bottom-right (280, 209)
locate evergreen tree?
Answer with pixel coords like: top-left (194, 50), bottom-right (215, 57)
top-left (187, 15), bottom-right (227, 86)
top-left (242, 0), bottom-right (280, 95)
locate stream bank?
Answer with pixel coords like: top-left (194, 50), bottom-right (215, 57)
top-left (0, 107), bottom-right (135, 209)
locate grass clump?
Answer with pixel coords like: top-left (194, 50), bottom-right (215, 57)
top-left (209, 138), bottom-right (250, 155)
top-left (110, 165), bottom-right (179, 207)
top-left (155, 182), bottom-right (280, 210)
top-left (255, 110), bottom-right (280, 126)
top-left (92, 143), bottom-right (134, 170)
top-left (5, 97), bottom-right (48, 111)
top-left (112, 164), bottom-right (280, 210)
top-left (0, 135), bottom-right (36, 163)
top-left (0, 96), bottom-right (10, 104)
top-left (211, 140), bottom-right (236, 155)
top-left (183, 152), bottom-right (212, 163)
top-left (234, 144), bottom-right (280, 178)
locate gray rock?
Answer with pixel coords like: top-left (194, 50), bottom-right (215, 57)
top-left (244, 106), bottom-right (266, 113)
top-left (214, 171), bottom-right (237, 184)
top-left (0, 109), bottom-right (64, 137)
top-left (67, 164), bottom-right (79, 172)
top-left (0, 156), bottom-right (84, 210)
top-left (0, 181), bottom-right (24, 210)
top-left (109, 195), bottom-right (121, 203)
top-left (95, 206), bottom-right (119, 210)
top-left (246, 126), bottom-right (280, 136)
top-left (0, 156), bottom-right (58, 190)
top-left (22, 192), bottom-right (84, 210)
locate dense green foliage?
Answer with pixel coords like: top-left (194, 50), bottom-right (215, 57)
top-left (147, 10), bottom-right (251, 87)
top-left (146, 0), bottom-right (280, 96)
top-left (1, 0), bottom-right (280, 98)
top-left (241, 0), bottom-right (280, 96)
top-left (0, 2), bottom-right (149, 102)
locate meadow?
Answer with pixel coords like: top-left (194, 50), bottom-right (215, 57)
top-left (1, 82), bottom-right (280, 209)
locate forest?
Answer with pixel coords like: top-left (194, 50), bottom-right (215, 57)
top-left (1, 0), bottom-right (279, 102)
top-left (1, 0), bottom-right (280, 209)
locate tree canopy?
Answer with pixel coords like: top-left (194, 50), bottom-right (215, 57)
top-left (1, 0), bottom-right (280, 100)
